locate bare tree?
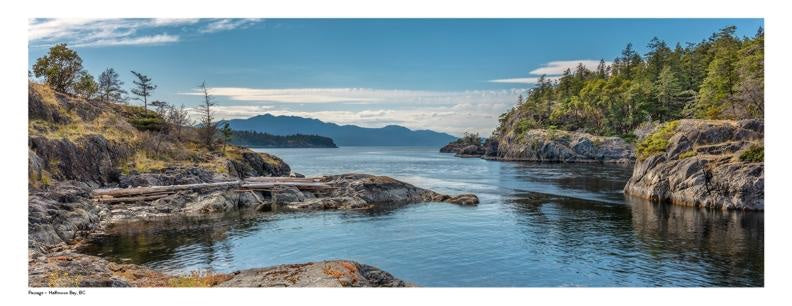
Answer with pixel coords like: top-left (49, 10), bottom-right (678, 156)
top-left (197, 81), bottom-right (217, 150)
top-left (166, 104), bottom-right (191, 141)
top-left (98, 68), bottom-right (127, 103)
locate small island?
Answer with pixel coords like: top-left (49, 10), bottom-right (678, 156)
top-left (230, 130), bottom-right (338, 148)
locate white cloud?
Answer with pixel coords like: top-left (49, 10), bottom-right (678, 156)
top-left (72, 34), bottom-right (179, 47)
top-left (28, 18), bottom-right (259, 48)
top-left (179, 87), bottom-right (525, 105)
top-left (200, 19), bottom-right (260, 33)
top-left (488, 59), bottom-right (611, 85)
top-left (529, 60), bottom-right (610, 75)
top-left (181, 87), bottom-right (523, 136)
top-left (489, 76), bottom-right (562, 84)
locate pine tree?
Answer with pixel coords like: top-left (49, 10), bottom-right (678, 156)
top-left (130, 71), bottom-right (157, 111)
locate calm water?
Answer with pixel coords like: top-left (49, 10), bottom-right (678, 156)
top-left (81, 147), bottom-right (764, 287)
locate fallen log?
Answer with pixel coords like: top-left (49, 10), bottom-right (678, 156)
top-left (92, 181), bottom-right (242, 197)
top-left (96, 194), bottom-right (173, 204)
top-left (91, 180), bottom-right (333, 199)
top-left (244, 176), bottom-right (324, 183)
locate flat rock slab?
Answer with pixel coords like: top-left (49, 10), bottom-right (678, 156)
top-left (217, 260), bottom-right (412, 287)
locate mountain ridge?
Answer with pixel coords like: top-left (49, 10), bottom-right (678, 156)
top-left (224, 114), bottom-right (457, 146)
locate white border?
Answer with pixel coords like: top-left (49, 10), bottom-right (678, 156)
top-left (2, 1), bottom-right (790, 305)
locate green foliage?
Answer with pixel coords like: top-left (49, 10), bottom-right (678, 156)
top-left (123, 105), bottom-right (167, 132)
top-left (492, 25), bottom-right (763, 139)
top-left (32, 43), bottom-right (84, 93)
top-left (130, 71), bottom-right (157, 110)
top-left (739, 143), bottom-right (764, 162)
top-left (636, 121), bottom-right (679, 160)
top-left (678, 150), bottom-right (697, 159)
top-left (73, 71), bottom-right (98, 100)
top-left (230, 130), bottom-right (337, 148)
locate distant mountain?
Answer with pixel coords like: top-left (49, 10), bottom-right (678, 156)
top-left (224, 114), bottom-right (458, 146)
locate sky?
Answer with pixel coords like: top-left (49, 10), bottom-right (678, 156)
top-left (28, 18), bottom-right (763, 136)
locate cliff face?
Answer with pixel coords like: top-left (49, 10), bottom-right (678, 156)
top-left (624, 119), bottom-right (764, 210)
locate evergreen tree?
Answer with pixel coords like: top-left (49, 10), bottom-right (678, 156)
top-left (654, 66), bottom-right (683, 121)
top-left (130, 71), bottom-right (157, 111)
top-left (73, 71), bottom-right (98, 100)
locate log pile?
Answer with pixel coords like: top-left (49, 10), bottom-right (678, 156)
top-left (92, 177), bottom-right (332, 204)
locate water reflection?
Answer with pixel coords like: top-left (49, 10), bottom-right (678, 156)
top-left (78, 147), bottom-right (763, 286)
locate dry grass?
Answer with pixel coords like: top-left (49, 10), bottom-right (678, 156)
top-left (129, 151), bottom-right (167, 173)
top-left (167, 271), bottom-right (232, 287)
top-left (47, 270), bottom-right (82, 287)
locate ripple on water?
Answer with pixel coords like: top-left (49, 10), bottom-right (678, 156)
top-left (79, 147), bottom-right (764, 287)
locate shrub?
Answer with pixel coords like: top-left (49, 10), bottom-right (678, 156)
top-left (678, 149), bottom-right (697, 159)
top-left (739, 143), bottom-right (764, 162)
top-left (636, 121), bottom-right (679, 160)
top-left (120, 105), bottom-right (167, 132)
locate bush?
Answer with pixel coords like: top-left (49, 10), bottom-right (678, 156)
top-left (636, 121), bottom-right (679, 160)
top-left (678, 149), bottom-right (697, 159)
top-left (119, 105), bottom-right (167, 132)
top-left (739, 143), bottom-right (764, 162)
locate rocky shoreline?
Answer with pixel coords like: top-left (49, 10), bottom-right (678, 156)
top-left (29, 169), bottom-right (477, 287)
top-left (28, 82), bottom-right (481, 287)
top-left (441, 129), bottom-right (634, 163)
top-left (30, 245), bottom-right (410, 287)
top-left (441, 119), bottom-right (763, 210)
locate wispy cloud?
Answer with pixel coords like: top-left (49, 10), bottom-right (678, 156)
top-left (489, 59), bottom-right (610, 85)
top-left (178, 87), bottom-right (524, 106)
top-left (489, 76), bottom-right (562, 84)
top-left (200, 19), bottom-right (260, 33)
top-left (28, 18), bottom-right (260, 48)
top-left (180, 86), bottom-right (524, 135)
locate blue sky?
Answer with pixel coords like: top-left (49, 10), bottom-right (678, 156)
top-left (28, 18), bottom-right (763, 136)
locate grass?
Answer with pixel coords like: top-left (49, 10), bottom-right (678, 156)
top-left (130, 151), bottom-right (166, 173)
top-left (678, 149), bottom-right (697, 159)
top-left (167, 271), bottom-right (232, 287)
top-left (47, 270), bottom-right (82, 287)
top-left (739, 143), bottom-right (764, 162)
top-left (636, 121), bottom-right (680, 160)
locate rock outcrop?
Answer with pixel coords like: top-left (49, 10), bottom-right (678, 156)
top-left (624, 119), bottom-right (764, 210)
top-left (28, 181), bottom-right (108, 251)
top-left (217, 260), bottom-right (411, 287)
top-left (488, 129), bottom-right (634, 163)
top-left (29, 246), bottom-right (410, 288)
top-left (282, 174), bottom-right (479, 210)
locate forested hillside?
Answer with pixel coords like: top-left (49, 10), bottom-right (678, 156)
top-left (493, 26), bottom-right (764, 139)
top-left (230, 130), bottom-right (337, 148)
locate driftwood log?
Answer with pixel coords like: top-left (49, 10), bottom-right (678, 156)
top-left (91, 177), bottom-right (332, 203)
